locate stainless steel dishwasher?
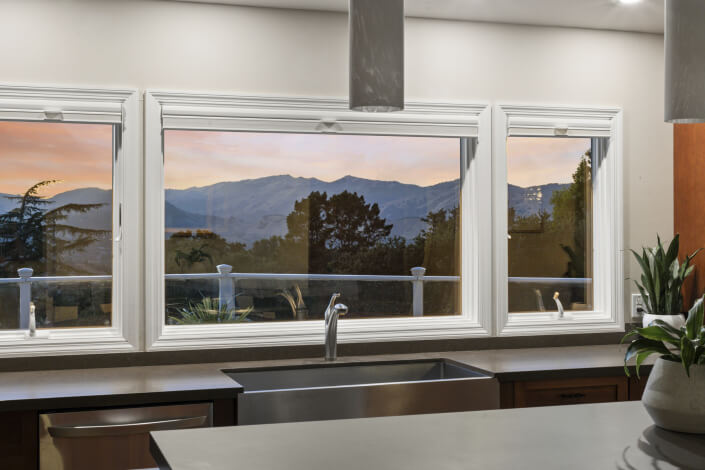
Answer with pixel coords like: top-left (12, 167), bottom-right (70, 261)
top-left (39, 402), bottom-right (212, 470)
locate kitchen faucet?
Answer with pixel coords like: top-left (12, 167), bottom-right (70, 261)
top-left (324, 293), bottom-right (348, 361)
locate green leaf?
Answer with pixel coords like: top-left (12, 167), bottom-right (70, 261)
top-left (686, 296), bottom-right (705, 340)
top-left (651, 319), bottom-right (685, 337)
top-left (665, 234), bottom-right (680, 266)
top-left (635, 284), bottom-right (652, 315)
top-left (621, 329), bottom-right (640, 343)
top-left (635, 325), bottom-right (681, 346)
top-left (635, 351), bottom-right (654, 379)
top-left (632, 249), bottom-right (655, 298)
top-left (681, 336), bottom-right (696, 377)
top-left (624, 337), bottom-right (670, 378)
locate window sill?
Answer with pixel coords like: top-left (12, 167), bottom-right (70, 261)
top-left (147, 316), bottom-right (491, 352)
top-left (0, 328), bottom-right (137, 357)
top-left (500, 311), bottom-right (625, 336)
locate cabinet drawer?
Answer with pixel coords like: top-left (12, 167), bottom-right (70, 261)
top-left (514, 376), bottom-right (628, 408)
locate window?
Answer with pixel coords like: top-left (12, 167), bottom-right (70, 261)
top-left (507, 136), bottom-right (594, 314)
top-left (163, 131), bottom-right (463, 323)
top-left (0, 121), bottom-right (114, 330)
top-left (146, 93), bottom-right (492, 350)
top-left (494, 105), bottom-right (624, 335)
top-left (0, 85), bottom-right (139, 356)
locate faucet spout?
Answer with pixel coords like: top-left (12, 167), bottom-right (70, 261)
top-left (324, 293), bottom-right (347, 361)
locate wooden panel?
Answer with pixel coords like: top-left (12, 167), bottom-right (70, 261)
top-left (499, 381), bottom-right (515, 409)
top-left (213, 398), bottom-right (236, 426)
top-left (674, 124), bottom-right (705, 306)
top-left (514, 376), bottom-right (628, 408)
top-left (0, 410), bottom-right (38, 470)
top-left (628, 375), bottom-right (649, 401)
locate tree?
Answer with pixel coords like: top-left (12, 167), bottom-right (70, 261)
top-left (550, 150), bottom-right (592, 279)
top-left (412, 207), bottom-right (460, 276)
top-left (285, 190), bottom-right (392, 273)
top-left (0, 180), bottom-right (108, 276)
top-left (166, 230), bottom-right (233, 273)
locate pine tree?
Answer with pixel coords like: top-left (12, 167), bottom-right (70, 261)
top-left (0, 180), bottom-right (109, 276)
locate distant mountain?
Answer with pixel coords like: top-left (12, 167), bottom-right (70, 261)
top-left (508, 183), bottom-right (569, 218)
top-left (164, 175), bottom-right (461, 245)
top-left (0, 193), bottom-right (16, 215)
top-left (0, 188), bottom-right (112, 230)
top-left (0, 178), bottom-right (570, 251)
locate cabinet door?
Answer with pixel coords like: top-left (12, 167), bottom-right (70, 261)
top-left (0, 410), bottom-right (38, 470)
top-left (628, 375), bottom-right (649, 401)
top-left (514, 376), bottom-right (628, 408)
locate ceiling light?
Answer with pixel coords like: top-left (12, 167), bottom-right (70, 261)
top-left (665, 0), bottom-right (705, 123)
top-left (349, 0), bottom-right (404, 112)
top-left (617, 0), bottom-right (642, 4)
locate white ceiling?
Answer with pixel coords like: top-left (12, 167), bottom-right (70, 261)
top-left (178, 0), bottom-right (665, 34)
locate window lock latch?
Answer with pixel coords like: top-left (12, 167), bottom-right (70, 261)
top-left (43, 109), bottom-right (64, 121)
top-left (554, 126), bottom-right (569, 136)
top-left (316, 118), bottom-right (342, 133)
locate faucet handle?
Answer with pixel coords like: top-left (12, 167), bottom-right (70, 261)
top-left (333, 304), bottom-right (348, 316)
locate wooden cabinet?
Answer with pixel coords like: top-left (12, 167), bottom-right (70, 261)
top-left (0, 410), bottom-right (38, 470)
top-left (628, 376), bottom-right (649, 401)
top-left (0, 398), bottom-right (235, 470)
top-left (514, 377), bottom-right (628, 408)
top-left (500, 375), bottom-right (646, 409)
top-left (674, 123), bottom-right (705, 305)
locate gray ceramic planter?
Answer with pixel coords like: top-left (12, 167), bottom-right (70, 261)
top-left (642, 358), bottom-right (705, 434)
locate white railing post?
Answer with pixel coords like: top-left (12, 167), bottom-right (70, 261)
top-left (410, 267), bottom-right (426, 317)
top-left (17, 267), bottom-right (33, 329)
top-left (216, 264), bottom-right (234, 311)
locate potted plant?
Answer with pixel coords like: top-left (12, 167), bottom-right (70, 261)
top-left (631, 234), bottom-right (700, 328)
top-left (169, 296), bottom-right (252, 324)
top-left (277, 284), bottom-right (308, 320)
top-left (623, 297), bottom-right (705, 433)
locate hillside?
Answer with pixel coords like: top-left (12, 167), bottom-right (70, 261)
top-left (0, 177), bottom-right (570, 250)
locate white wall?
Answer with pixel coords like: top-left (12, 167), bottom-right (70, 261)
top-left (1, 0), bottom-right (672, 319)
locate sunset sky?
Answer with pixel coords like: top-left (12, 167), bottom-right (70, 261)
top-left (1, 123), bottom-right (591, 197)
top-left (0, 121), bottom-right (113, 197)
top-left (164, 130), bottom-right (461, 189)
top-left (507, 137), bottom-right (591, 187)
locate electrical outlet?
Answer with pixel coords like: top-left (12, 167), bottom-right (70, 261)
top-left (631, 293), bottom-right (648, 320)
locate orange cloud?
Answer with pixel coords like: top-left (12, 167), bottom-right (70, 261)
top-left (507, 137), bottom-right (591, 187)
top-left (0, 121), bottom-right (113, 197)
top-left (164, 130), bottom-right (460, 189)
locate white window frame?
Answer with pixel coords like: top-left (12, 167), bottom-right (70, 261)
top-left (493, 104), bottom-right (624, 336)
top-left (145, 91), bottom-right (492, 351)
top-left (0, 84), bottom-right (140, 357)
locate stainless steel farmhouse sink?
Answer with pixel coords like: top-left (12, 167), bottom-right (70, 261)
top-left (223, 359), bottom-right (499, 425)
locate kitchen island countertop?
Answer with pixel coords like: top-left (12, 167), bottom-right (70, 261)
top-left (150, 401), bottom-right (705, 470)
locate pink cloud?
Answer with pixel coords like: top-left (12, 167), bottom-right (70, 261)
top-left (507, 137), bottom-right (591, 187)
top-left (0, 122), bottom-right (113, 197)
top-left (164, 130), bottom-right (460, 189)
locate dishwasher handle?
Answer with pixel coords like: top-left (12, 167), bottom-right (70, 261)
top-left (48, 415), bottom-right (207, 438)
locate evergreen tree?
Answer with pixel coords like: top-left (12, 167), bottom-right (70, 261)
top-left (0, 180), bottom-right (108, 276)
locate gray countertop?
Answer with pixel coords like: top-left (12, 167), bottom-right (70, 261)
top-left (0, 344), bottom-right (645, 412)
top-left (150, 401), bottom-right (705, 470)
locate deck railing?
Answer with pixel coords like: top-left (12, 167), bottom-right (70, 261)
top-left (1, 266), bottom-right (591, 328)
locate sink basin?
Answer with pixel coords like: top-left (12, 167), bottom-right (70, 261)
top-left (223, 359), bottom-right (499, 425)
top-left (226, 359), bottom-right (486, 391)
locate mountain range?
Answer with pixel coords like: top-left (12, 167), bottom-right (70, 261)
top-left (1, 176), bottom-right (570, 247)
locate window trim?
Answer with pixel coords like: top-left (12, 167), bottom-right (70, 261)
top-left (493, 104), bottom-right (624, 336)
top-left (145, 91), bottom-right (492, 351)
top-left (0, 84), bottom-right (140, 357)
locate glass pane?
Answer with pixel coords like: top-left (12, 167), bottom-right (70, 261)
top-left (0, 121), bottom-right (114, 329)
top-left (163, 131), bottom-right (463, 323)
top-left (507, 137), bottom-right (593, 314)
